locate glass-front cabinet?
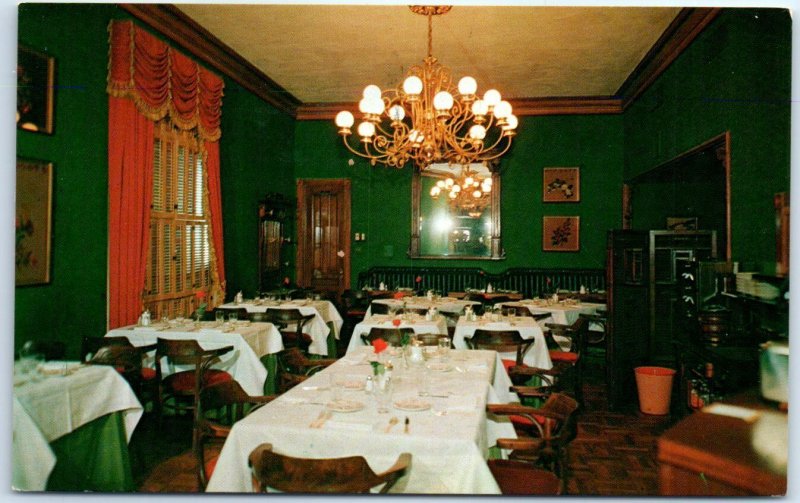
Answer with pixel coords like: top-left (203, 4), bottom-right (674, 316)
top-left (258, 193), bottom-right (292, 293)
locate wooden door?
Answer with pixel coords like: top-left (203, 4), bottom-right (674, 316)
top-left (296, 179), bottom-right (351, 299)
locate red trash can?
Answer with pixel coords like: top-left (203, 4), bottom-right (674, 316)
top-left (635, 366), bottom-right (676, 415)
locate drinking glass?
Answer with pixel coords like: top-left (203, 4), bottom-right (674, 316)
top-left (215, 310), bottom-right (225, 323)
top-left (228, 311), bottom-right (238, 322)
top-left (375, 376), bottom-right (393, 413)
top-left (438, 337), bottom-right (451, 359)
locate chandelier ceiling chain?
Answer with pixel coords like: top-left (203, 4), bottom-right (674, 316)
top-left (334, 5), bottom-right (518, 170)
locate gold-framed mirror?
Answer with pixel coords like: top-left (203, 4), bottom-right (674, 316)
top-left (409, 163), bottom-right (504, 260)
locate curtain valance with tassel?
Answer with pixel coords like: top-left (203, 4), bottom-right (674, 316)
top-left (107, 20), bottom-right (224, 142)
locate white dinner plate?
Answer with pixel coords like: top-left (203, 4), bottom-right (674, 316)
top-left (393, 398), bottom-right (431, 411)
top-left (326, 399), bottom-right (365, 413)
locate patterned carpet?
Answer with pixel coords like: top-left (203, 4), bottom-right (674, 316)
top-left (133, 357), bottom-right (675, 495)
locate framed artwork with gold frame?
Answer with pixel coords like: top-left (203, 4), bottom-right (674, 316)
top-left (543, 216), bottom-right (580, 252)
top-left (17, 45), bottom-right (55, 134)
top-left (16, 158), bottom-right (53, 286)
top-left (543, 167), bottom-right (580, 202)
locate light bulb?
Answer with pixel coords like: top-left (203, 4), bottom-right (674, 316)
top-left (367, 96), bottom-right (385, 115)
top-left (430, 186), bottom-right (441, 197)
top-left (358, 98), bottom-right (370, 114)
top-left (335, 111), bottom-right (354, 128)
top-left (436, 180), bottom-right (446, 188)
top-left (357, 121), bottom-right (375, 137)
top-left (388, 105), bottom-right (405, 121)
top-left (483, 89), bottom-right (501, 107)
top-left (449, 191), bottom-right (458, 199)
top-left (469, 124), bottom-right (487, 140)
top-left (433, 91), bottom-right (454, 111)
top-left (409, 129), bottom-right (424, 144)
top-left (493, 100), bottom-right (512, 119)
top-left (471, 99), bottom-right (488, 116)
top-left (464, 176), bottom-right (474, 186)
top-left (484, 177), bottom-right (493, 186)
top-left (363, 85), bottom-right (382, 100)
top-left (445, 178), bottom-right (454, 187)
top-left (458, 76), bottom-right (477, 96)
top-left (504, 114), bottom-right (519, 130)
top-left (452, 185), bottom-right (461, 193)
top-left (473, 190), bottom-right (482, 198)
top-left (403, 75), bottom-right (423, 95)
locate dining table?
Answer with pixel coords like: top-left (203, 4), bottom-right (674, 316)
top-left (499, 299), bottom-right (606, 349)
top-left (367, 296), bottom-right (481, 316)
top-left (13, 363), bottom-right (143, 491)
top-left (107, 320), bottom-right (281, 395)
top-left (218, 298), bottom-right (343, 357)
top-left (206, 346), bottom-right (517, 493)
top-left (453, 314), bottom-right (553, 370)
top-left (347, 313), bottom-right (449, 354)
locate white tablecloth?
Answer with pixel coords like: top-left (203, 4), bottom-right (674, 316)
top-left (219, 299), bottom-right (342, 356)
top-left (206, 347), bottom-right (516, 493)
top-left (368, 297), bottom-right (481, 316)
top-left (108, 321), bottom-right (279, 396)
top-left (347, 314), bottom-right (449, 354)
top-left (500, 300), bottom-right (606, 350)
top-left (454, 316), bottom-right (553, 370)
top-left (13, 365), bottom-right (143, 490)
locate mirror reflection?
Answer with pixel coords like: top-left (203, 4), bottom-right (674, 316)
top-left (413, 163), bottom-right (501, 259)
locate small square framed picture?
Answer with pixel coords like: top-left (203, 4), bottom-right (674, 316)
top-left (543, 216), bottom-right (580, 252)
top-left (543, 167), bottom-right (580, 202)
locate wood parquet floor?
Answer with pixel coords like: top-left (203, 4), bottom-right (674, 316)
top-left (133, 357), bottom-right (676, 495)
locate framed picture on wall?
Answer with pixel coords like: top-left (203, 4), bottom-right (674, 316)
top-left (543, 167), bottom-right (580, 202)
top-left (16, 158), bottom-right (54, 286)
top-left (17, 45), bottom-right (55, 134)
top-left (543, 216), bottom-right (580, 252)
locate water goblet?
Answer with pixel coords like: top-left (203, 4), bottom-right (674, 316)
top-left (437, 337), bottom-right (451, 359)
top-left (375, 376), bottom-right (392, 413)
top-left (215, 310), bottom-right (225, 323)
top-left (228, 311), bottom-right (239, 322)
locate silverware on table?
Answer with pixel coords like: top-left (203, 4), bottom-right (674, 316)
top-left (384, 416), bottom-right (399, 433)
top-left (404, 417), bottom-right (410, 434)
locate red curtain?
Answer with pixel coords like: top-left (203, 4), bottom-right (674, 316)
top-left (107, 20), bottom-right (225, 328)
top-left (108, 97), bottom-right (154, 329)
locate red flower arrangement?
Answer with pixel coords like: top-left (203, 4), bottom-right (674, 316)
top-left (393, 291), bottom-right (405, 300)
top-left (371, 338), bottom-right (388, 354)
top-left (283, 277), bottom-right (291, 286)
top-left (415, 276), bottom-right (422, 284)
top-left (392, 318), bottom-right (402, 327)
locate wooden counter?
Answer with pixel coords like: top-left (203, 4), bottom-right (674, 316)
top-left (657, 390), bottom-right (787, 496)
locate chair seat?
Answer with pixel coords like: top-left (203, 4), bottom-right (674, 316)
top-left (549, 350), bottom-right (579, 363)
top-left (487, 459), bottom-right (561, 495)
top-left (509, 413), bottom-right (545, 427)
top-left (141, 367), bottom-right (156, 380)
top-left (205, 454), bottom-right (219, 481)
top-left (164, 369), bottom-right (233, 393)
top-left (501, 359), bottom-right (518, 373)
top-left (346, 309), bottom-right (367, 317)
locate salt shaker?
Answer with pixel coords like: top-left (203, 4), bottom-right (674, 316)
top-left (365, 375), bottom-right (374, 393)
top-left (141, 309), bottom-right (151, 326)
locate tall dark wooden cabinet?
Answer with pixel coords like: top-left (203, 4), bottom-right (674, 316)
top-left (607, 230), bottom-right (651, 410)
top-left (606, 230), bottom-right (717, 409)
top-left (258, 193), bottom-right (292, 293)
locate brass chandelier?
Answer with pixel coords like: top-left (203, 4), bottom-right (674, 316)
top-left (334, 6), bottom-right (518, 169)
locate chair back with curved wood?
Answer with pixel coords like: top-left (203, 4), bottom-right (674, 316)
top-left (276, 347), bottom-right (337, 392)
top-left (195, 380), bottom-right (275, 489)
top-left (368, 301), bottom-right (391, 315)
top-left (362, 327), bottom-right (415, 347)
top-left (264, 308), bottom-right (315, 350)
top-left (88, 345), bottom-right (142, 386)
top-left (155, 338), bottom-right (233, 419)
top-left (248, 443), bottom-right (411, 493)
top-left (467, 329), bottom-right (532, 367)
top-left (487, 392), bottom-right (579, 484)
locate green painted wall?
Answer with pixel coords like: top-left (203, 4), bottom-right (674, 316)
top-left (294, 114), bottom-right (624, 285)
top-left (624, 8), bottom-right (791, 272)
top-left (15, 4), bottom-right (296, 357)
top-left (15, 3), bottom-right (121, 357)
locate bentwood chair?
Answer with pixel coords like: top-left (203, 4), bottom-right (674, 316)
top-left (81, 335), bottom-right (158, 403)
top-left (154, 338), bottom-right (233, 421)
top-left (248, 443), bottom-right (411, 493)
top-left (466, 329), bottom-right (533, 376)
top-left (487, 392), bottom-right (579, 490)
top-left (368, 301), bottom-right (392, 315)
top-left (263, 308), bottom-right (315, 352)
top-left (362, 327), bottom-right (415, 347)
top-left (195, 380), bottom-right (276, 490)
top-left (276, 347), bottom-right (337, 393)
top-left (512, 316), bottom-right (589, 406)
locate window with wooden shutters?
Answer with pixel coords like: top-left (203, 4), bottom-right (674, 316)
top-left (144, 121), bottom-right (216, 319)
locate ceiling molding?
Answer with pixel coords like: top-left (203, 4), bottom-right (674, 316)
top-left (119, 3), bottom-right (301, 117)
top-left (617, 7), bottom-right (722, 109)
top-left (295, 97), bottom-right (623, 121)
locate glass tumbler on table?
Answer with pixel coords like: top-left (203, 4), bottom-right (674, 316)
top-left (374, 376), bottom-right (392, 413)
top-left (438, 337), bottom-right (451, 359)
top-left (215, 310), bottom-right (225, 323)
top-left (228, 311), bottom-right (238, 322)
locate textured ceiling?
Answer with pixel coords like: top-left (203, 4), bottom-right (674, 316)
top-left (177, 4), bottom-right (682, 104)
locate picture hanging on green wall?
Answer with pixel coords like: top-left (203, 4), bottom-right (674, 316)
top-left (17, 45), bottom-right (55, 135)
top-left (543, 167), bottom-right (580, 202)
top-left (543, 216), bottom-right (580, 252)
top-left (16, 158), bottom-right (53, 285)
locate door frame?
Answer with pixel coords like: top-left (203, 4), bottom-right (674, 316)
top-left (295, 178), bottom-right (351, 291)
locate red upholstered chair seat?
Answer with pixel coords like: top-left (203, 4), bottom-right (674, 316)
top-left (549, 350), bottom-right (579, 363)
top-left (205, 454), bottom-right (219, 481)
top-left (487, 459), bottom-right (562, 495)
top-left (164, 369), bottom-right (232, 393)
top-left (141, 367), bottom-right (156, 380)
top-left (509, 413), bottom-right (546, 428)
